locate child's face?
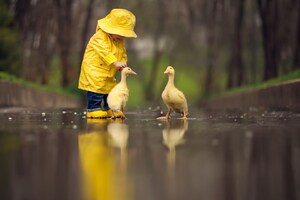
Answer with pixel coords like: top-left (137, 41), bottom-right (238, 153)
top-left (111, 34), bottom-right (125, 42)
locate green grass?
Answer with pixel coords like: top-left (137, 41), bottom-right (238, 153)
top-left (0, 71), bottom-right (78, 98)
top-left (216, 69), bottom-right (300, 97)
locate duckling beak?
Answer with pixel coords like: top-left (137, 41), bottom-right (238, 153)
top-left (131, 71), bottom-right (137, 75)
top-left (164, 69), bottom-right (169, 74)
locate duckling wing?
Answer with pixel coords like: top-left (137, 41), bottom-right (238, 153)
top-left (107, 85), bottom-right (129, 111)
top-left (162, 87), bottom-right (188, 113)
top-left (176, 90), bottom-right (188, 111)
top-left (175, 90), bottom-right (187, 103)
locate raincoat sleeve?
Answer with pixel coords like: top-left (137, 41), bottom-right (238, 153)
top-left (90, 32), bottom-right (117, 66)
top-left (121, 46), bottom-right (127, 62)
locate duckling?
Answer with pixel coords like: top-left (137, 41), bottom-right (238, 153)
top-left (158, 66), bottom-right (188, 119)
top-left (107, 67), bottom-right (137, 119)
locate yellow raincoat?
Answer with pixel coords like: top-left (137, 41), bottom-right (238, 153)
top-left (78, 25), bottom-right (127, 94)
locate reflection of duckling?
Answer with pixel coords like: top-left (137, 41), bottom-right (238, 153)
top-left (163, 120), bottom-right (188, 161)
top-left (108, 120), bottom-right (129, 172)
top-left (107, 121), bottom-right (131, 198)
top-left (158, 66), bottom-right (188, 119)
top-left (107, 67), bottom-right (137, 119)
top-left (108, 121), bottom-right (129, 153)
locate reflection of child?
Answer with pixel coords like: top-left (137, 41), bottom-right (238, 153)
top-left (78, 9), bottom-right (137, 118)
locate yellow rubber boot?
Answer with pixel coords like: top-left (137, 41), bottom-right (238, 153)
top-left (86, 110), bottom-right (107, 118)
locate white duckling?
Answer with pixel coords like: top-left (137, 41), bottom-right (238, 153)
top-left (107, 67), bottom-right (137, 119)
top-left (158, 66), bottom-right (188, 119)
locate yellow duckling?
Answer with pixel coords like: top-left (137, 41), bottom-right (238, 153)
top-left (107, 67), bottom-right (137, 119)
top-left (158, 66), bottom-right (188, 119)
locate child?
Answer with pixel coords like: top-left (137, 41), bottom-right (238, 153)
top-left (78, 8), bottom-right (137, 118)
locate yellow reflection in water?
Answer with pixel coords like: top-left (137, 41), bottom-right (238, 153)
top-left (162, 119), bottom-right (188, 199)
top-left (162, 120), bottom-right (188, 170)
top-left (79, 119), bottom-right (132, 200)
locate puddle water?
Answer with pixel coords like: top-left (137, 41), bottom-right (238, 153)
top-left (0, 107), bottom-right (299, 200)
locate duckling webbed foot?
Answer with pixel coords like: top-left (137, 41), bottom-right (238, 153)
top-left (157, 115), bottom-right (171, 120)
top-left (111, 111), bottom-right (125, 119)
top-left (157, 110), bottom-right (171, 120)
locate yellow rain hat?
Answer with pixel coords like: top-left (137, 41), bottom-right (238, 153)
top-left (98, 8), bottom-right (137, 38)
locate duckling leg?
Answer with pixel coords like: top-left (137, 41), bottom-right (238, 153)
top-left (121, 106), bottom-right (126, 119)
top-left (179, 111), bottom-right (188, 120)
top-left (165, 109), bottom-right (171, 119)
top-left (111, 111), bottom-right (116, 119)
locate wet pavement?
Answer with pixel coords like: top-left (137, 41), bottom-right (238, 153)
top-left (0, 107), bottom-right (300, 200)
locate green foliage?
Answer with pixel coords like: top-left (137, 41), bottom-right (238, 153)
top-left (217, 69), bottom-right (300, 97)
top-left (0, 71), bottom-right (78, 98)
top-left (48, 54), bottom-right (84, 99)
top-left (176, 70), bottom-right (201, 103)
top-left (126, 78), bottom-right (146, 109)
top-left (0, 0), bottom-right (21, 76)
top-left (48, 54), bottom-right (62, 87)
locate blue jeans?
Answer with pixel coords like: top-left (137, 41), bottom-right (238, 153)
top-left (87, 91), bottom-right (109, 112)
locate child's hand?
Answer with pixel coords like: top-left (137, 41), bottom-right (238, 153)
top-left (113, 62), bottom-right (127, 71)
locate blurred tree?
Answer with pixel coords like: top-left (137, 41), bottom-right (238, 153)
top-left (54, 0), bottom-right (75, 87)
top-left (2, 0), bottom-right (299, 101)
top-left (257, 0), bottom-right (280, 80)
top-left (202, 0), bottom-right (219, 96)
top-left (294, 0), bottom-right (300, 69)
top-left (79, 0), bottom-right (95, 64)
top-left (13, 0), bottom-right (56, 84)
top-left (144, 1), bottom-right (168, 102)
top-left (247, 0), bottom-right (260, 83)
top-left (105, 0), bottom-right (120, 10)
top-left (227, 0), bottom-right (246, 88)
top-left (0, 0), bottom-right (20, 76)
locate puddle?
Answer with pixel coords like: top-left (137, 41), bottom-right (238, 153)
top-left (0, 107), bottom-right (299, 200)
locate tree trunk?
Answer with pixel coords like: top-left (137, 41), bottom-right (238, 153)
top-left (54, 0), bottom-right (75, 87)
top-left (235, 0), bottom-right (246, 86)
top-left (144, 1), bottom-right (166, 102)
top-left (293, 0), bottom-right (300, 69)
top-left (79, 0), bottom-right (95, 66)
top-left (249, 0), bottom-right (258, 83)
top-left (203, 0), bottom-right (218, 96)
top-left (257, 0), bottom-right (280, 80)
top-left (228, 0), bottom-right (246, 88)
top-left (204, 41), bottom-right (215, 97)
top-left (145, 42), bottom-right (162, 101)
top-left (14, 0), bottom-right (55, 84)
